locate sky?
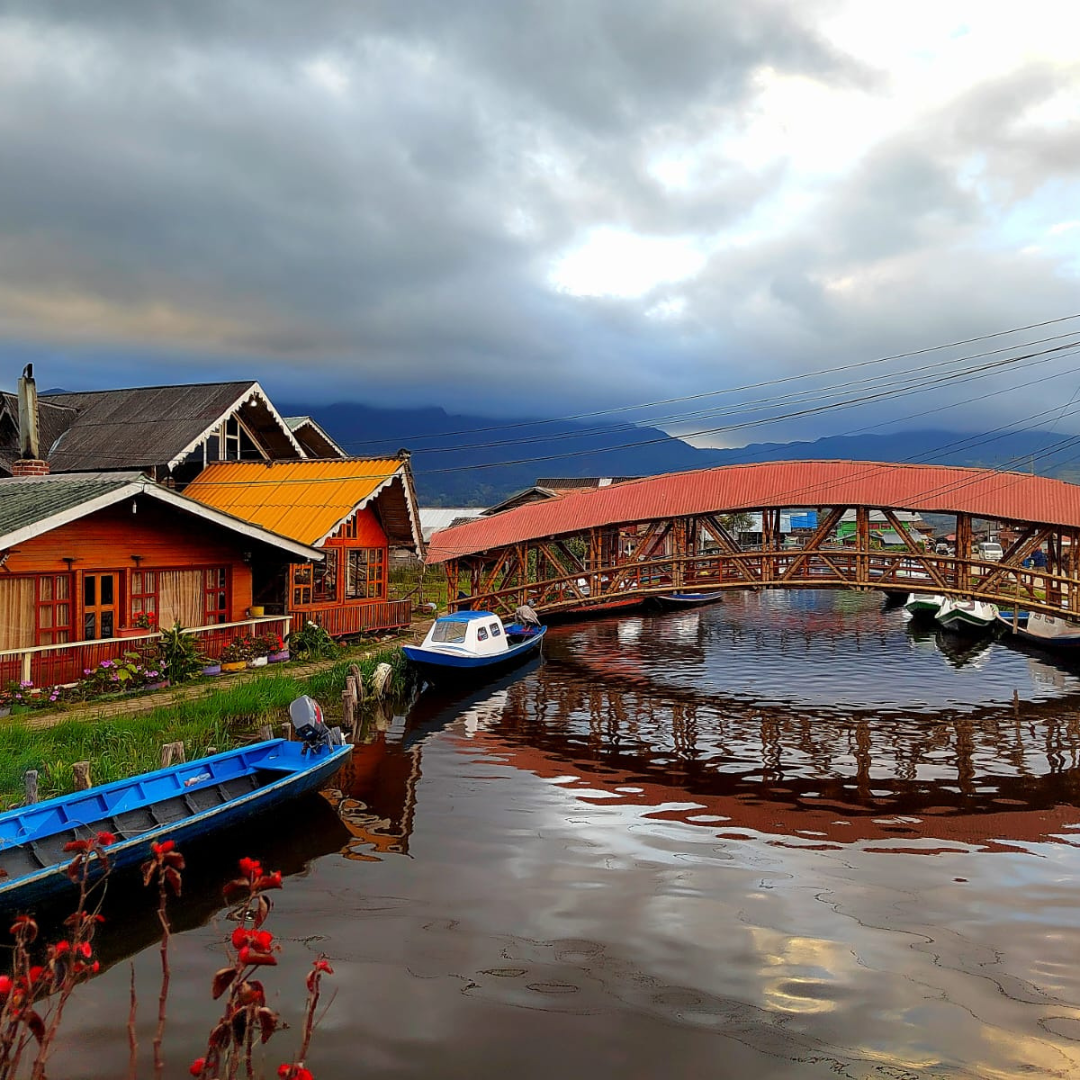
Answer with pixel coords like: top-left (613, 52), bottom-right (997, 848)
top-left (1, 1), bottom-right (1079, 446)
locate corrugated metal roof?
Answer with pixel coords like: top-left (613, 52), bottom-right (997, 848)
top-left (426, 460), bottom-right (1080, 563)
top-left (186, 459), bottom-right (411, 546)
top-left (0, 471), bottom-right (324, 561)
top-left (0, 393), bottom-right (79, 474)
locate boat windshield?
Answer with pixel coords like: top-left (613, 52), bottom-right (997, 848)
top-left (431, 620), bottom-right (469, 643)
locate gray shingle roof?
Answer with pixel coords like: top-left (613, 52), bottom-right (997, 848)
top-left (42, 382), bottom-right (262, 472)
top-left (0, 471), bottom-right (143, 537)
top-left (0, 393), bottom-right (79, 475)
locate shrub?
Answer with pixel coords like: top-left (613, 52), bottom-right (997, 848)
top-left (286, 622), bottom-right (338, 660)
top-left (156, 623), bottom-right (207, 684)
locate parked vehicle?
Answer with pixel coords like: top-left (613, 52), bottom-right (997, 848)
top-left (976, 541), bottom-right (1003, 561)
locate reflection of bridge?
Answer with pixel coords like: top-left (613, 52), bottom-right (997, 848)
top-left (426, 461), bottom-right (1080, 618)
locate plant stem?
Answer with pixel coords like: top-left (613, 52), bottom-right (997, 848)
top-left (153, 872), bottom-right (171, 1080)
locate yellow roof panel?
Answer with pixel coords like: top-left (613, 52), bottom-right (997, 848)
top-left (185, 459), bottom-right (403, 545)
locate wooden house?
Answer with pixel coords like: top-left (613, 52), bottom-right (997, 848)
top-left (0, 369), bottom-right (345, 485)
top-left (185, 457), bottom-right (424, 637)
top-left (0, 472), bottom-right (322, 686)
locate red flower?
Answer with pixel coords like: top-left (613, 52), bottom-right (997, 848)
top-left (231, 927), bottom-right (250, 949)
top-left (95, 831), bottom-right (116, 846)
top-left (27, 966), bottom-right (44, 985)
top-left (62, 839), bottom-right (91, 853)
top-left (278, 1066), bottom-right (313, 1080)
top-left (0, 975), bottom-right (12, 997)
top-left (238, 946), bottom-right (277, 967)
top-left (189, 1058), bottom-right (206, 1077)
top-left (313, 958), bottom-right (333, 974)
top-left (53, 940), bottom-right (71, 957)
top-left (152, 840), bottom-right (176, 855)
top-left (252, 930), bottom-right (273, 951)
top-left (238, 857), bottom-right (263, 878)
top-left (76, 941), bottom-right (92, 959)
top-left (256, 870), bottom-right (283, 891)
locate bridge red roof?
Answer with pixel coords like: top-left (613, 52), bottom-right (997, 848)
top-left (426, 459), bottom-right (1080, 563)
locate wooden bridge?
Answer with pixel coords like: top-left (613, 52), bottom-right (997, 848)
top-left (424, 460), bottom-right (1080, 620)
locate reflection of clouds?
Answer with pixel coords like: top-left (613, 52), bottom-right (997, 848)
top-left (751, 928), bottom-right (847, 1015)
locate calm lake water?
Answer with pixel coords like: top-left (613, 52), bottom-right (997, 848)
top-left (50, 590), bottom-right (1080, 1078)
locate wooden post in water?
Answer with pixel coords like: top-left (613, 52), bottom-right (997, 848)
top-left (23, 770), bottom-right (37, 805)
top-left (72, 762), bottom-right (92, 790)
top-left (341, 690), bottom-right (355, 735)
top-left (258, 724), bottom-right (272, 743)
top-left (350, 664), bottom-right (365, 702)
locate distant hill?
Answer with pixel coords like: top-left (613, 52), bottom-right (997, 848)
top-left (278, 400), bottom-right (1080, 505)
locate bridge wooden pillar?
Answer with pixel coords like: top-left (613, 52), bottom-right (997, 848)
top-left (855, 507), bottom-right (870, 586)
top-left (955, 514), bottom-right (973, 592)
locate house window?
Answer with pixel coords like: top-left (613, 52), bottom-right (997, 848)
top-left (312, 550), bottom-right (338, 604)
top-left (341, 514), bottom-right (358, 540)
top-left (222, 417), bottom-right (242, 460)
top-left (204, 568), bottom-right (228, 624)
top-left (130, 571), bottom-right (158, 624)
top-left (292, 564), bottom-right (312, 607)
top-left (36, 574), bottom-right (73, 646)
top-left (345, 548), bottom-right (385, 600)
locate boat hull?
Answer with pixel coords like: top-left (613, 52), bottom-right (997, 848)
top-left (995, 611), bottom-right (1080, 649)
top-left (651, 592), bottom-right (723, 610)
top-left (935, 598), bottom-right (997, 633)
top-left (904, 593), bottom-right (945, 617)
top-left (0, 740), bottom-right (351, 910)
top-left (402, 627), bottom-right (546, 684)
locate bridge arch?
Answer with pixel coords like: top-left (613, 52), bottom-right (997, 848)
top-left (425, 460), bottom-right (1080, 618)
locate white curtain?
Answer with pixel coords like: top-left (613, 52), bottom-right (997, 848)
top-left (157, 570), bottom-right (205, 629)
top-left (0, 578), bottom-right (35, 650)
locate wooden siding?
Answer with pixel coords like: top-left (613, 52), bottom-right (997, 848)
top-left (292, 599), bottom-right (411, 638)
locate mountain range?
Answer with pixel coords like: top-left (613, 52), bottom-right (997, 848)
top-left (277, 400), bottom-right (1080, 507)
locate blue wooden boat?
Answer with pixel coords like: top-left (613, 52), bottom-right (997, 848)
top-left (402, 611), bottom-right (546, 683)
top-left (651, 592), bottom-right (723, 610)
top-left (995, 609), bottom-right (1080, 649)
top-left (0, 735), bottom-right (351, 908)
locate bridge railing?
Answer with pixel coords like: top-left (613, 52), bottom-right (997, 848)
top-left (452, 547), bottom-right (1070, 618)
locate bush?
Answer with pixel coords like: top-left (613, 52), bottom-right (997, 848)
top-left (286, 622), bottom-right (338, 660)
top-left (156, 622), bottom-right (207, 684)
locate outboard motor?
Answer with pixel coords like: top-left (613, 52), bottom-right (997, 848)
top-left (290, 695), bottom-right (331, 754)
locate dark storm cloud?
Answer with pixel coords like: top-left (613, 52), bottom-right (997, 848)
top-left (0, 1), bottom-right (1076, 433)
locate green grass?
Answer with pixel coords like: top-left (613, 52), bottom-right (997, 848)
top-left (0, 646), bottom-right (410, 807)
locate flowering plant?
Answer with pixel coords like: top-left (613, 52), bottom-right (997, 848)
top-left (220, 637), bottom-right (254, 663)
top-left (132, 611), bottom-right (156, 630)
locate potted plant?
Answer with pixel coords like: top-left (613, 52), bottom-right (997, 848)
top-left (219, 638), bottom-right (250, 673)
top-left (247, 634), bottom-right (270, 668)
top-left (119, 611), bottom-right (156, 638)
top-left (266, 633), bottom-right (289, 663)
top-left (202, 658), bottom-right (223, 677)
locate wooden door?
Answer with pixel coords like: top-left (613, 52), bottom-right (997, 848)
top-left (83, 572), bottom-right (121, 640)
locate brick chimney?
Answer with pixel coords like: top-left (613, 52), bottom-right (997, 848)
top-left (12, 364), bottom-right (49, 476)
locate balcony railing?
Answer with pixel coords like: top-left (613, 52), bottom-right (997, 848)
top-left (0, 616), bottom-right (292, 689)
top-left (292, 599), bottom-right (412, 638)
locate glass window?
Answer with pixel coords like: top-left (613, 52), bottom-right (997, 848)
top-left (490, 623), bottom-right (502, 637)
top-left (36, 574), bottom-right (73, 646)
top-left (204, 568), bottom-right (228, 624)
top-left (431, 620), bottom-right (468, 643)
top-left (312, 550), bottom-right (337, 604)
top-left (130, 571), bottom-right (158, 622)
top-left (476, 626), bottom-right (488, 641)
top-left (345, 547), bottom-right (386, 600)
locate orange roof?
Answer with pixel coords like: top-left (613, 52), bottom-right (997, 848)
top-left (185, 459), bottom-right (404, 546)
top-left (427, 459), bottom-right (1080, 563)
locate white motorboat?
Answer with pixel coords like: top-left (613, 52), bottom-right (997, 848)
top-left (935, 597), bottom-right (998, 633)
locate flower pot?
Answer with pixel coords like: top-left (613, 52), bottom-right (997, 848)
top-left (201, 664), bottom-right (222, 677)
top-left (267, 650), bottom-right (290, 663)
top-left (118, 627), bottom-right (146, 639)
top-left (247, 606), bottom-right (265, 618)
top-left (247, 656), bottom-right (268, 668)
top-left (221, 660), bottom-right (247, 673)
top-left (146, 680), bottom-right (170, 691)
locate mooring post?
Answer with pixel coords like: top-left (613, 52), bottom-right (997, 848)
top-left (23, 770), bottom-right (37, 805)
top-left (258, 724), bottom-right (272, 742)
top-left (72, 761), bottom-right (92, 790)
top-left (282, 723), bottom-right (293, 741)
top-left (160, 741), bottom-right (186, 769)
top-left (350, 664), bottom-right (365, 702)
top-left (342, 690), bottom-right (355, 734)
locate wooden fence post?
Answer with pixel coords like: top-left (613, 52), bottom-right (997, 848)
top-left (160, 741), bottom-right (186, 769)
top-left (72, 762), bottom-right (92, 790)
top-left (282, 723), bottom-right (293, 742)
top-left (23, 770), bottom-right (37, 805)
top-left (350, 664), bottom-right (365, 702)
top-left (258, 724), bottom-right (273, 742)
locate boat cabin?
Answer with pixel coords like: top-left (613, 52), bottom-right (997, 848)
top-left (421, 612), bottom-right (511, 656)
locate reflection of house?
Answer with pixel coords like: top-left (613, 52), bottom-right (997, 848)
top-left (185, 458), bottom-right (423, 636)
top-left (0, 472), bottom-right (321, 685)
top-left (0, 369), bottom-right (345, 485)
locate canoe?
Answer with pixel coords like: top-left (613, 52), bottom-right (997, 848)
top-left (935, 597), bottom-right (998, 633)
top-left (651, 592), bottom-right (723, 610)
top-left (904, 593), bottom-right (945, 617)
top-left (402, 611), bottom-right (546, 683)
top-left (0, 736), bottom-right (351, 909)
top-left (995, 610), bottom-right (1080, 649)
